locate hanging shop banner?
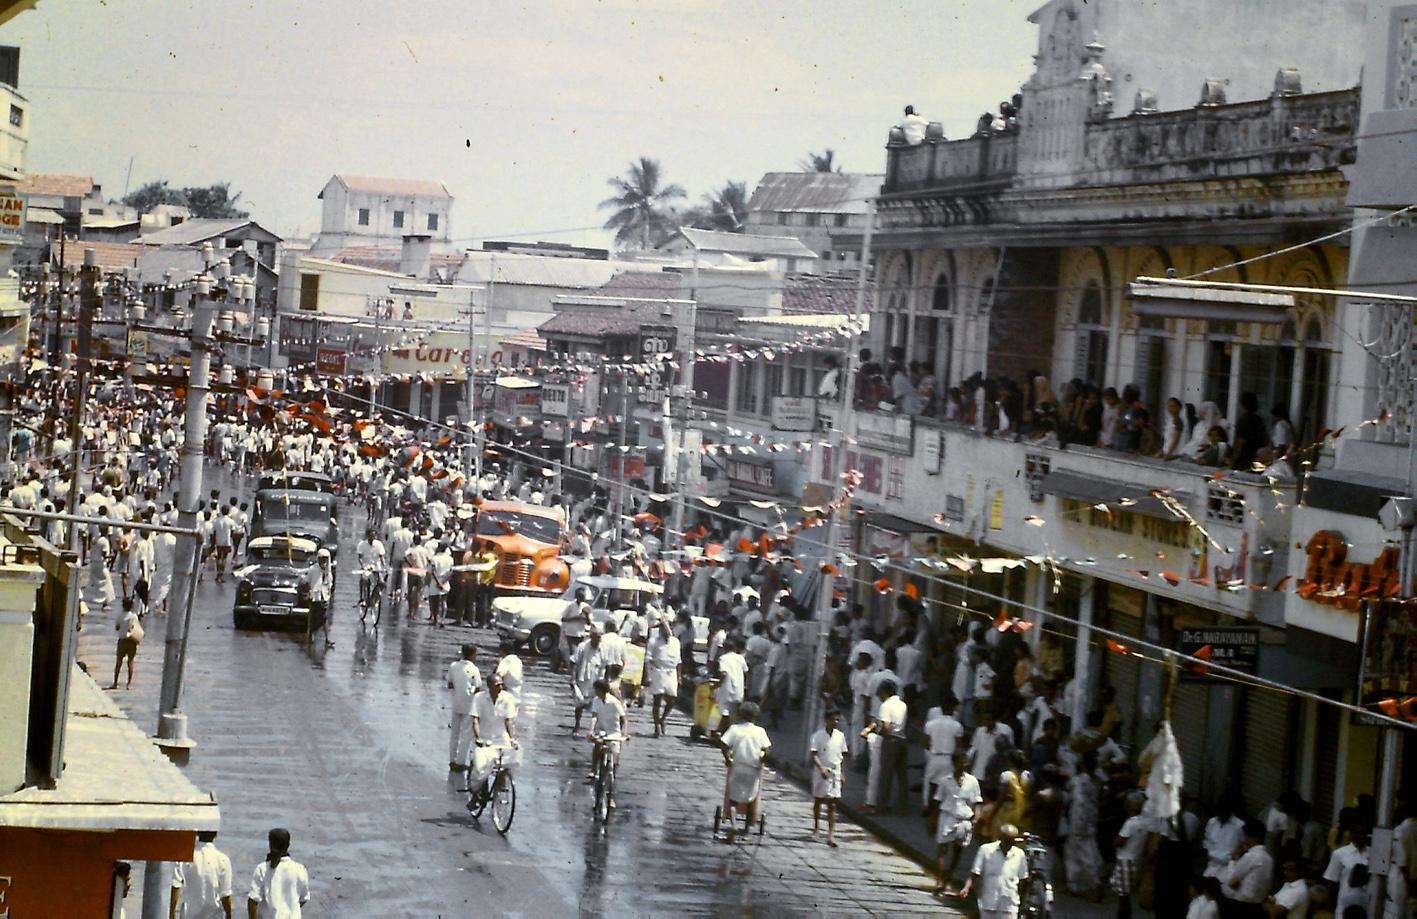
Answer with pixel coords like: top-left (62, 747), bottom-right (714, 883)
top-left (771, 396), bottom-right (816, 432)
top-left (855, 411), bottom-right (914, 455)
top-left (1356, 599), bottom-right (1417, 723)
top-left (1178, 627), bottom-right (1259, 679)
top-left (726, 457), bottom-right (775, 493)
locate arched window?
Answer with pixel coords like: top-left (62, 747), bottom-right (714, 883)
top-left (1074, 281), bottom-right (1108, 386)
top-left (913, 273), bottom-right (955, 394)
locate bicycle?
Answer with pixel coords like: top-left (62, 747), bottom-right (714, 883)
top-left (358, 565), bottom-right (385, 626)
top-left (589, 732), bottom-right (626, 825)
top-left (465, 745), bottom-right (517, 835)
top-left (1017, 832), bottom-right (1054, 919)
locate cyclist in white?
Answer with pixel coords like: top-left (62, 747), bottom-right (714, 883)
top-left (356, 527), bottom-right (387, 607)
top-left (468, 675), bottom-right (519, 804)
top-left (587, 678), bottom-right (628, 809)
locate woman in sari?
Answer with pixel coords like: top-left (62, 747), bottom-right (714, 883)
top-left (1065, 750), bottom-right (1105, 900)
top-left (989, 748), bottom-right (1033, 838)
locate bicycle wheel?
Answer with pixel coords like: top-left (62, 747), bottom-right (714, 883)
top-left (491, 770), bottom-right (516, 834)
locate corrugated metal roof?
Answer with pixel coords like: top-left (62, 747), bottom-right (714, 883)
top-left (327, 174), bottom-right (451, 198)
top-left (677, 227), bottom-right (819, 259)
top-left (17, 173), bottom-right (95, 198)
top-left (82, 216), bottom-right (139, 229)
top-left (26, 207), bottom-right (63, 224)
top-left (136, 218), bottom-right (280, 246)
top-left (457, 251), bottom-right (621, 289)
top-left (746, 172), bottom-right (883, 215)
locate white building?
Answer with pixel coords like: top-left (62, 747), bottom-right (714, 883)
top-left (312, 174), bottom-right (453, 255)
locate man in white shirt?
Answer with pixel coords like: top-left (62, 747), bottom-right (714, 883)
top-left (967, 706), bottom-right (1015, 779)
top-left (426, 541), bottom-right (454, 628)
top-left (587, 678), bottom-right (628, 805)
top-left (446, 644), bottom-right (482, 771)
top-left (571, 629), bottom-right (607, 733)
top-left (170, 829), bottom-right (233, 919)
top-left (247, 828), bottom-right (310, 919)
top-left (599, 619), bottom-right (628, 670)
top-left (1223, 820), bottom-right (1274, 916)
top-left (469, 676), bottom-right (519, 802)
top-left (899, 105), bottom-right (929, 145)
top-left (935, 752), bottom-right (984, 895)
top-left (867, 680), bottom-right (909, 815)
top-left (1324, 827), bottom-right (1372, 918)
top-left (1203, 798), bottom-right (1246, 877)
top-left (212, 507), bottom-right (234, 584)
top-left (715, 636), bottom-right (749, 734)
top-left (303, 550), bottom-right (335, 649)
top-left (962, 824), bottom-right (1029, 919)
top-left (719, 702), bottom-right (772, 843)
top-left (924, 699), bottom-right (965, 808)
top-left (1266, 855), bottom-right (1310, 919)
top-left (646, 618), bottom-right (682, 737)
top-left (495, 640), bottom-right (524, 699)
top-left (559, 598), bottom-right (591, 673)
top-left (862, 666), bottom-right (899, 809)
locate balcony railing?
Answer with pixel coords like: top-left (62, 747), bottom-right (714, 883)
top-left (884, 132), bottom-right (1019, 196)
top-left (840, 410), bottom-right (1294, 624)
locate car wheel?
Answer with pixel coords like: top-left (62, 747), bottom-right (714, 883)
top-left (530, 625), bottom-right (559, 657)
top-left (233, 611), bottom-right (250, 630)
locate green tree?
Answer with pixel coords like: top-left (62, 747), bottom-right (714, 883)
top-left (799, 149), bottom-right (842, 173)
top-left (684, 180), bottom-right (748, 232)
top-left (182, 183), bottom-right (248, 219)
top-left (121, 181), bottom-right (249, 219)
top-left (599, 157), bottom-right (686, 250)
top-left (121, 180), bottom-right (184, 214)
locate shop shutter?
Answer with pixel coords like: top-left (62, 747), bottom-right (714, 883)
top-left (1241, 687), bottom-right (1294, 816)
top-left (1312, 702), bottom-right (1340, 823)
top-left (1171, 681), bottom-right (1210, 797)
top-left (1104, 609), bottom-right (1143, 745)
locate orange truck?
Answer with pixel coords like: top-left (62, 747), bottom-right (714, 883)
top-left (474, 500), bottom-right (571, 595)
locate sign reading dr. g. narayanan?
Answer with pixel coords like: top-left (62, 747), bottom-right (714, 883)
top-left (0, 186), bottom-right (24, 245)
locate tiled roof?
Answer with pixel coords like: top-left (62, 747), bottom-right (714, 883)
top-left (595, 270), bottom-right (683, 297)
top-left (677, 227), bottom-right (818, 259)
top-left (538, 298), bottom-right (668, 339)
top-left (56, 241), bottom-right (146, 270)
top-left (136, 218), bottom-right (281, 246)
top-left (782, 273), bottom-right (873, 314)
top-left (327, 174), bottom-right (451, 198)
top-left (746, 172), bottom-right (883, 215)
top-left (17, 173), bottom-right (96, 198)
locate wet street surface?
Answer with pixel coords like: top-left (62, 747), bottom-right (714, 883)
top-left (77, 467), bottom-right (953, 917)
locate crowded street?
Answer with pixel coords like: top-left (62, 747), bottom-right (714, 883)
top-left (72, 463), bottom-right (949, 916)
top-left (6, 2), bottom-right (1417, 918)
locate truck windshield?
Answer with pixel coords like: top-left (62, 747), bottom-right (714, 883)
top-left (477, 510), bottom-right (561, 545)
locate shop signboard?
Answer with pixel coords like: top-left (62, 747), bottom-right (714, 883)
top-left (1178, 626), bottom-right (1259, 679)
top-left (771, 396), bottom-right (815, 432)
top-left (0, 186), bottom-right (24, 245)
top-left (385, 329), bottom-right (475, 376)
top-left (726, 457), bottom-right (775, 493)
top-left (541, 382), bottom-right (570, 418)
top-left (855, 411), bottom-right (914, 455)
top-left (315, 346), bottom-right (347, 375)
top-left (493, 377), bottom-right (542, 423)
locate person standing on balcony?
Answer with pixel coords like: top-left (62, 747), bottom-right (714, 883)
top-left (1231, 391), bottom-right (1270, 471)
top-left (899, 105), bottom-right (928, 145)
top-left (818, 354), bottom-right (840, 401)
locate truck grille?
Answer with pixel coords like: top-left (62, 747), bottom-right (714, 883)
top-left (500, 558), bottom-right (534, 587)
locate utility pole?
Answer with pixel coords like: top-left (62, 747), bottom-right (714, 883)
top-left (65, 250), bottom-right (98, 551)
top-left (801, 201), bottom-right (875, 760)
top-left (670, 250), bottom-right (700, 543)
top-left (142, 246), bottom-right (218, 919)
top-left (465, 287), bottom-right (477, 483)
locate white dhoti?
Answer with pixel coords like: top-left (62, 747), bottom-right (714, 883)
top-left (449, 710), bottom-right (474, 765)
top-left (727, 761), bottom-right (762, 805)
top-left (649, 666), bottom-right (678, 697)
top-left (864, 733), bottom-right (882, 807)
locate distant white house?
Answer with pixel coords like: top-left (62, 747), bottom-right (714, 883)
top-left (661, 227), bottom-right (820, 274)
top-left (312, 174), bottom-right (453, 255)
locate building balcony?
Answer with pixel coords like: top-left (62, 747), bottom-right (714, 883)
top-left (834, 409), bottom-right (1294, 625)
top-left (883, 132), bottom-right (1019, 196)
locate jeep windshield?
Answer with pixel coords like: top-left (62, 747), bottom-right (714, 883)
top-left (477, 510), bottom-right (561, 545)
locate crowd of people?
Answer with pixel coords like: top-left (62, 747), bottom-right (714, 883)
top-left (852, 347), bottom-right (1300, 475)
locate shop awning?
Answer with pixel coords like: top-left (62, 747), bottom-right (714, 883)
top-left (1128, 279), bottom-right (1294, 324)
top-left (1039, 470), bottom-right (1189, 521)
top-left (862, 511), bottom-right (943, 534)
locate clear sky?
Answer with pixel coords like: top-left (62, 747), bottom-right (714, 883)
top-left (4, 0), bottom-right (1038, 247)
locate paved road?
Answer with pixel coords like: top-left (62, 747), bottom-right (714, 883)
top-left (77, 467), bottom-right (954, 917)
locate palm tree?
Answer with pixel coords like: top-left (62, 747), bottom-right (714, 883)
top-left (691, 180), bottom-right (748, 233)
top-left (599, 157), bottom-right (686, 250)
top-left (799, 149), bottom-right (842, 173)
